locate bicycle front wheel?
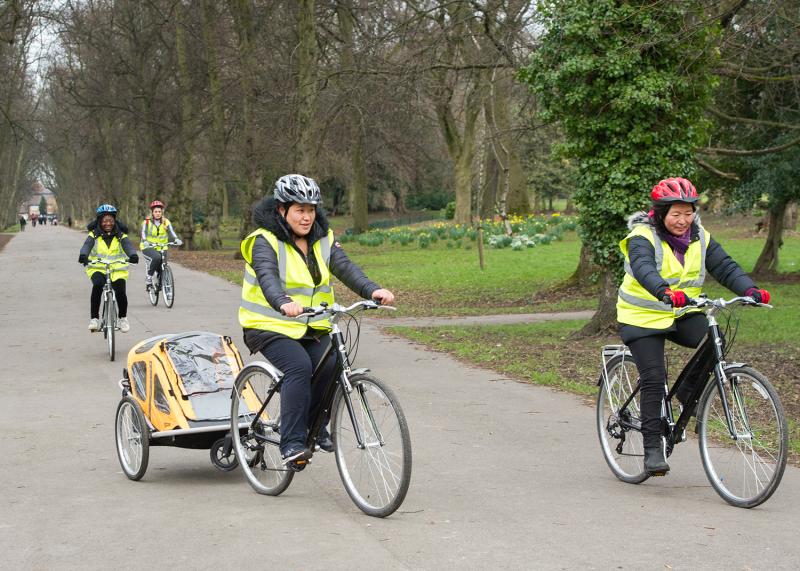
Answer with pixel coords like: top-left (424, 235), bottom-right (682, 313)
top-left (105, 296), bottom-right (116, 361)
top-left (147, 275), bottom-right (159, 306)
top-left (230, 364), bottom-right (293, 496)
top-left (698, 366), bottom-right (788, 508)
top-left (597, 355), bottom-right (649, 484)
top-left (332, 373), bottom-right (412, 518)
top-left (162, 266), bottom-right (174, 308)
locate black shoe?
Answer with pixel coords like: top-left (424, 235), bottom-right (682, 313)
top-left (316, 435), bottom-right (334, 453)
top-left (281, 447), bottom-right (312, 472)
top-left (644, 446), bottom-right (670, 476)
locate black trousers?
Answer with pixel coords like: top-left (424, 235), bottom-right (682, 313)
top-left (626, 314), bottom-right (707, 447)
top-left (90, 273), bottom-right (128, 318)
top-left (259, 335), bottom-right (338, 456)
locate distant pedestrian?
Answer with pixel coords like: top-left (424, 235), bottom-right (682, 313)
top-left (19, 216), bottom-right (26, 232)
top-left (31, 216), bottom-right (37, 228)
top-left (67, 216), bottom-right (73, 228)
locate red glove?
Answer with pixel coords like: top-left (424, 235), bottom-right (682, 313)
top-left (746, 288), bottom-right (771, 304)
top-left (662, 288), bottom-right (687, 308)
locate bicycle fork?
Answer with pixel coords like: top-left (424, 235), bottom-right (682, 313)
top-left (332, 327), bottom-right (384, 450)
top-left (707, 316), bottom-right (753, 442)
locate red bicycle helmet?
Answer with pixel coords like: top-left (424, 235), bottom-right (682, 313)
top-left (651, 178), bottom-right (698, 204)
top-left (149, 200), bottom-right (165, 210)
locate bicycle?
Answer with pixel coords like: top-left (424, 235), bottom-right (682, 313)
top-left (230, 300), bottom-right (412, 518)
top-left (597, 295), bottom-right (788, 508)
top-left (87, 260), bottom-right (129, 362)
top-left (143, 241), bottom-right (177, 308)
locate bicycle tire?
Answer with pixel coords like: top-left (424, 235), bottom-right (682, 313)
top-left (147, 274), bottom-right (159, 306)
top-left (697, 366), bottom-right (788, 508)
top-left (115, 396), bottom-right (150, 480)
top-left (332, 373), bottom-right (412, 518)
top-left (162, 266), bottom-right (174, 308)
top-left (106, 294), bottom-right (116, 361)
top-left (597, 355), bottom-right (649, 484)
top-left (230, 364), bottom-right (293, 495)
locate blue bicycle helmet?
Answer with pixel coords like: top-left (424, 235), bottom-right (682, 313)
top-left (96, 204), bottom-right (118, 216)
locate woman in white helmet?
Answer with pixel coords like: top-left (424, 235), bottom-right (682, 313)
top-left (238, 174), bottom-right (395, 469)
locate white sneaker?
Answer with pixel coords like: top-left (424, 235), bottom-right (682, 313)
top-left (118, 317), bottom-right (130, 333)
top-left (88, 318), bottom-right (100, 332)
top-left (145, 275), bottom-right (152, 285)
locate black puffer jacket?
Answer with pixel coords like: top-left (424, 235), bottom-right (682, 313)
top-left (243, 198), bottom-right (381, 353)
top-left (79, 219), bottom-right (137, 259)
top-left (620, 211), bottom-right (758, 342)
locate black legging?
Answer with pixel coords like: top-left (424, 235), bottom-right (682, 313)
top-left (259, 335), bottom-right (338, 456)
top-left (626, 313), bottom-right (707, 447)
top-left (90, 273), bottom-right (128, 318)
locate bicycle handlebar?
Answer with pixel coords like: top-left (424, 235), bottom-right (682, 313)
top-left (86, 260), bottom-right (131, 269)
top-left (291, 300), bottom-right (396, 318)
top-left (141, 241), bottom-right (180, 249)
top-left (686, 295), bottom-right (772, 310)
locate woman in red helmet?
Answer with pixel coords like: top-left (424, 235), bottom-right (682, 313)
top-left (617, 177), bottom-right (771, 475)
top-left (140, 200), bottom-right (182, 289)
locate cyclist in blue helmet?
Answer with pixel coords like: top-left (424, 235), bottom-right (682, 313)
top-left (78, 204), bottom-right (139, 333)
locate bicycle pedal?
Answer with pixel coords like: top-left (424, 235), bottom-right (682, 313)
top-left (648, 470), bottom-right (669, 477)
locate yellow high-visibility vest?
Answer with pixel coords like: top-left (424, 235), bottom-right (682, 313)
top-left (617, 223), bottom-right (709, 329)
top-left (238, 228), bottom-right (335, 338)
top-left (142, 217), bottom-right (172, 246)
top-left (86, 231), bottom-right (130, 281)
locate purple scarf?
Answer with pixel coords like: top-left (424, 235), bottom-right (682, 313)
top-left (664, 229), bottom-right (691, 265)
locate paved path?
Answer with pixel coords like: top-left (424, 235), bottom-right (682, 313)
top-left (2, 227), bottom-right (799, 570)
top-left (380, 310), bottom-right (594, 328)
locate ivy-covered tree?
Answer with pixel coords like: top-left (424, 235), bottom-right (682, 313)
top-left (520, 0), bottom-right (719, 334)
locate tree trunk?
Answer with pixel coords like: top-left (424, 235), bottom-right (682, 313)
top-left (488, 70), bottom-right (529, 215)
top-left (337, 2), bottom-right (368, 234)
top-left (201, 0), bottom-right (225, 248)
top-left (227, 0), bottom-right (261, 241)
top-left (753, 201), bottom-right (786, 275)
top-left (561, 241), bottom-right (598, 288)
top-left (295, 0), bottom-right (317, 175)
top-left (784, 201), bottom-right (797, 231)
top-left (570, 269), bottom-right (617, 338)
top-left (173, 1), bottom-right (195, 249)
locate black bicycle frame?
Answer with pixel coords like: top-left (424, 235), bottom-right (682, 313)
top-left (616, 316), bottom-right (741, 445)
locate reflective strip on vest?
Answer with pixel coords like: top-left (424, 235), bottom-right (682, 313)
top-left (242, 267), bottom-right (332, 296)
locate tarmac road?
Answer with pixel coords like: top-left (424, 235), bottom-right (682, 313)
top-left (1, 226), bottom-right (799, 570)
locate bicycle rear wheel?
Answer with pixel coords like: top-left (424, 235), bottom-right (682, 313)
top-left (105, 295), bottom-right (116, 361)
top-left (332, 373), bottom-right (412, 518)
top-left (698, 366), bottom-right (788, 508)
top-left (162, 266), bottom-right (174, 308)
top-left (115, 396), bottom-right (149, 480)
top-left (230, 364), bottom-right (293, 495)
top-left (597, 355), bottom-right (649, 484)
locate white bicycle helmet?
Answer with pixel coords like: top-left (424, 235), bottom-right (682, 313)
top-left (273, 174), bottom-right (321, 205)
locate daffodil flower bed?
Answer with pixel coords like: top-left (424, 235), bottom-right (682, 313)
top-left (338, 213), bottom-right (577, 250)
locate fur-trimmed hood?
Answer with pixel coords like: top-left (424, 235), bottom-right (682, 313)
top-left (626, 210), bottom-right (701, 239)
top-left (87, 218), bottom-right (129, 238)
top-left (252, 196), bottom-right (330, 244)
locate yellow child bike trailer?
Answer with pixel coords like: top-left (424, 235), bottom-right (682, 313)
top-left (114, 331), bottom-right (251, 480)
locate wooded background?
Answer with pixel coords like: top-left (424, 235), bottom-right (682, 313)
top-left (1, 0), bottom-right (798, 330)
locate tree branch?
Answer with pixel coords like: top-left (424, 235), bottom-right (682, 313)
top-left (694, 157), bottom-right (740, 181)
top-left (696, 136), bottom-right (800, 156)
top-left (707, 107), bottom-right (800, 130)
